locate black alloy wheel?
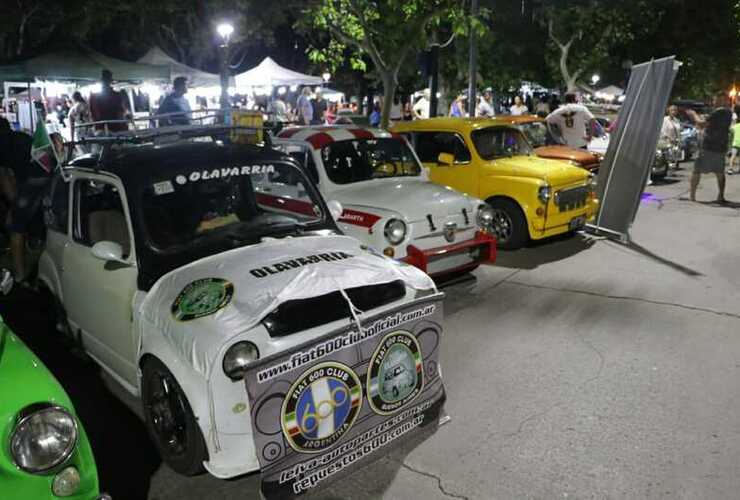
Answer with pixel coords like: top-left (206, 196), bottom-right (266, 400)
top-left (141, 358), bottom-right (208, 476)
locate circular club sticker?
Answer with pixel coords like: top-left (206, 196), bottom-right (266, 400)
top-left (281, 362), bottom-right (362, 454)
top-left (367, 331), bottom-right (424, 415)
top-left (171, 278), bottom-right (234, 322)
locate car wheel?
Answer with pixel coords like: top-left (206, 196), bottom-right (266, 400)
top-left (141, 358), bottom-right (208, 476)
top-left (487, 198), bottom-right (528, 250)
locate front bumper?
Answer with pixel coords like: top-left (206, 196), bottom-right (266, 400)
top-left (403, 231), bottom-right (496, 277)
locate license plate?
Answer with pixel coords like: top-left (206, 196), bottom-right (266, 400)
top-left (569, 216), bottom-right (586, 231)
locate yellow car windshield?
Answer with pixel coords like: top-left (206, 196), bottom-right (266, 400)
top-left (472, 127), bottom-right (533, 160)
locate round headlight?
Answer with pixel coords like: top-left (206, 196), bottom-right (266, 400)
top-left (384, 219), bottom-right (407, 245)
top-left (10, 404), bottom-right (78, 473)
top-left (538, 185), bottom-right (551, 204)
top-left (476, 204), bottom-right (494, 231)
top-left (223, 341), bottom-right (260, 381)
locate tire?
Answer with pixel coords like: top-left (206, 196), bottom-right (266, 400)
top-left (487, 198), bottom-right (528, 250)
top-left (141, 358), bottom-right (208, 476)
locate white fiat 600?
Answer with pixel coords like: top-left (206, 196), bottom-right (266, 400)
top-left (37, 131), bottom-right (438, 478)
top-left (274, 126), bottom-right (497, 277)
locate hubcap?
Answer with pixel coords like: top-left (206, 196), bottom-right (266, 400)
top-left (491, 209), bottom-right (513, 243)
top-left (147, 372), bottom-right (188, 456)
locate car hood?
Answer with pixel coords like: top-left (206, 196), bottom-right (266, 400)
top-left (0, 321), bottom-right (73, 426)
top-left (139, 234), bottom-right (435, 377)
top-left (535, 145), bottom-right (600, 165)
top-left (331, 178), bottom-right (478, 223)
top-left (485, 155), bottom-right (590, 187)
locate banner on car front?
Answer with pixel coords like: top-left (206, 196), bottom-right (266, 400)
top-left (243, 296), bottom-right (447, 499)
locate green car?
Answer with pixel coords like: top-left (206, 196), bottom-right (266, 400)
top-left (0, 316), bottom-right (101, 499)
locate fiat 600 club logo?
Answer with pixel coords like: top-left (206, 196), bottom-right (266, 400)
top-left (367, 331), bottom-right (424, 415)
top-left (281, 362), bottom-right (362, 453)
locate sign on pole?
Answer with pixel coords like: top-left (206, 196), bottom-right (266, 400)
top-left (591, 56), bottom-right (680, 240)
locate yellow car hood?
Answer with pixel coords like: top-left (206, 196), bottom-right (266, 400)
top-left (485, 155), bottom-right (589, 187)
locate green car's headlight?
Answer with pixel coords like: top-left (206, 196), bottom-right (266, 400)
top-left (10, 404), bottom-right (78, 473)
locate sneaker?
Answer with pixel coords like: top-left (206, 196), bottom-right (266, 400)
top-left (0, 269), bottom-right (14, 295)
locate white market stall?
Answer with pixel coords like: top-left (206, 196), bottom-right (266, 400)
top-left (234, 57), bottom-right (324, 91)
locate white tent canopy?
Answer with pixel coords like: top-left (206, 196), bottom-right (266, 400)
top-left (137, 47), bottom-right (224, 88)
top-left (235, 57), bottom-right (324, 88)
top-left (597, 85), bottom-right (624, 97)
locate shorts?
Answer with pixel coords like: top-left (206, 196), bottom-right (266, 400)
top-left (9, 177), bottom-right (50, 233)
top-left (694, 150), bottom-right (726, 174)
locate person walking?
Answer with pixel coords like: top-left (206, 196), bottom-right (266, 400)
top-left (449, 94), bottom-right (466, 118)
top-left (89, 69), bottom-right (129, 132)
top-left (545, 93), bottom-right (596, 149)
top-left (728, 116), bottom-right (740, 175)
top-left (369, 101), bottom-right (382, 128)
top-left (67, 91), bottom-right (92, 144)
top-left (510, 95), bottom-right (529, 116)
top-left (661, 105), bottom-right (682, 145)
top-left (477, 88), bottom-right (495, 117)
top-left (688, 93), bottom-right (733, 202)
top-left (157, 77), bottom-right (192, 126)
top-left (413, 90), bottom-right (431, 120)
top-left (296, 87), bottom-right (313, 125)
top-left (311, 89), bottom-right (328, 125)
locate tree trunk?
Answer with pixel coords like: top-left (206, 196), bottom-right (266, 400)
top-left (379, 72), bottom-right (396, 129)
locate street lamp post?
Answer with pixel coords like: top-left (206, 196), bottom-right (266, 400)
top-left (591, 74), bottom-right (601, 86)
top-left (217, 23), bottom-right (234, 112)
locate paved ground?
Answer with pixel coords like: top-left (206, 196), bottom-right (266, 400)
top-left (4, 163), bottom-right (740, 499)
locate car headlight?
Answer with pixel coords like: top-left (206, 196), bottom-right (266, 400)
top-left (476, 204), bottom-right (495, 232)
top-left (223, 341), bottom-right (260, 381)
top-left (537, 185), bottom-right (551, 204)
top-left (384, 219), bottom-right (407, 245)
top-left (10, 404), bottom-right (78, 473)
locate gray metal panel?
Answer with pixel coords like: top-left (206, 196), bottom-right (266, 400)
top-left (595, 56), bottom-right (679, 236)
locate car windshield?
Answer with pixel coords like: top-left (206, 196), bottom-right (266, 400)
top-left (518, 122), bottom-right (548, 147)
top-left (140, 162), bottom-right (326, 251)
top-left (320, 138), bottom-right (421, 184)
top-left (471, 127), bottom-right (533, 160)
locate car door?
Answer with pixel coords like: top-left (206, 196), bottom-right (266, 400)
top-left (61, 172), bottom-right (139, 389)
top-left (410, 131), bottom-right (479, 198)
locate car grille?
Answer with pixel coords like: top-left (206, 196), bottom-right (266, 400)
top-left (261, 280), bottom-right (406, 337)
top-left (555, 186), bottom-right (589, 212)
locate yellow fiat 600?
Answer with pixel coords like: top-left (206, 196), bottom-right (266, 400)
top-left (391, 117), bottom-right (598, 249)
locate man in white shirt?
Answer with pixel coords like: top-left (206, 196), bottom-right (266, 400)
top-left (477, 88), bottom-right (495, 117)
top-left (545, 93), bottom-right (596, 149)
top-left (660, 105), bottom-right (681, 144)
top-left (413, 89), bottom-right (431, 120)
top-left (510, 95), bottom-right (529, 116)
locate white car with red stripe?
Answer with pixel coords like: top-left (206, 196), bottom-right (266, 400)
top-left (273, 126), bottom-right (496, 277)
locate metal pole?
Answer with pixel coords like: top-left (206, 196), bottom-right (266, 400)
top-left (28, 82), bottom-right (33, 132)
top-left (219, 43), bottom-right (230, 111)
top-left (428, 46), bottom-right (439, 117)
top-left (467, 0), bottom-right (479, 116)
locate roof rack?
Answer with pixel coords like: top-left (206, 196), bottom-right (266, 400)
top-left (67, 110), bottom-right (277, 169)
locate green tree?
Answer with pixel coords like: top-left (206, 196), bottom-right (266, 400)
top-left (302, 0), bottom-right (480, 127)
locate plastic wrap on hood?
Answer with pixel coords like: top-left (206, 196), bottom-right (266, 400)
top-left (138, 235), bottom-right (434, 376)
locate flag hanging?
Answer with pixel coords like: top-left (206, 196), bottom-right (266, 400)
top-left (30, 120), bottom-right (57, 173)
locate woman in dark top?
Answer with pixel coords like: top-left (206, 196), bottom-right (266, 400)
top-left (688, 93), bottom-right (733, 203)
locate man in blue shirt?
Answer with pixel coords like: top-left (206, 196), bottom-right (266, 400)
top-left (158, 77), bottom-right (192, 126)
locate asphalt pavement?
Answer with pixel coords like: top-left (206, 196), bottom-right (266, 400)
top-left (4, 162), bottom-right (740, 499)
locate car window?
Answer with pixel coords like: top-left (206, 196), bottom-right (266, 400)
top-left (45, 174), bottom-right (69, 234)
top-left (471, 127), bottom-right (533, 160)
top-left (277, 145), bottom-right (320, 185)
top-left (519, 122), bottom-right (548, 147)
top-left (414, 132), bottom-right (471, 163)
top-left (320, 138), bottom-right (421, 184)
top-left (139, 162), bottom-right (326, 251)
top-left (74, 179), bottom-right (131, 258)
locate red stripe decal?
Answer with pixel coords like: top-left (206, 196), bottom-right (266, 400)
top-left (256, 193), bottom-right (316, 217)
top-left (306, 132), bottom-right (335, 150)
top-left (348, 128), bottom-right (374, 140)
top-left (277, 128), bottom-right (301, 138)
top-left (338, 209), bottom-right (381, 228)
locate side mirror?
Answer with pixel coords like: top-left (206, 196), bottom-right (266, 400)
top-left (326, 200), bottom-right (343, 222)
top-left (91, 241), bottom-right (126, 263)
top-left (437, 152), bottom-right (454, 166)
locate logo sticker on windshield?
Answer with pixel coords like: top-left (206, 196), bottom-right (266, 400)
top-left (366, 331), bottom-right (424, 415)
top-left (282, 362), bottom-right (362, 453)
top-left (171, 278), bottom-right (234, 321)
